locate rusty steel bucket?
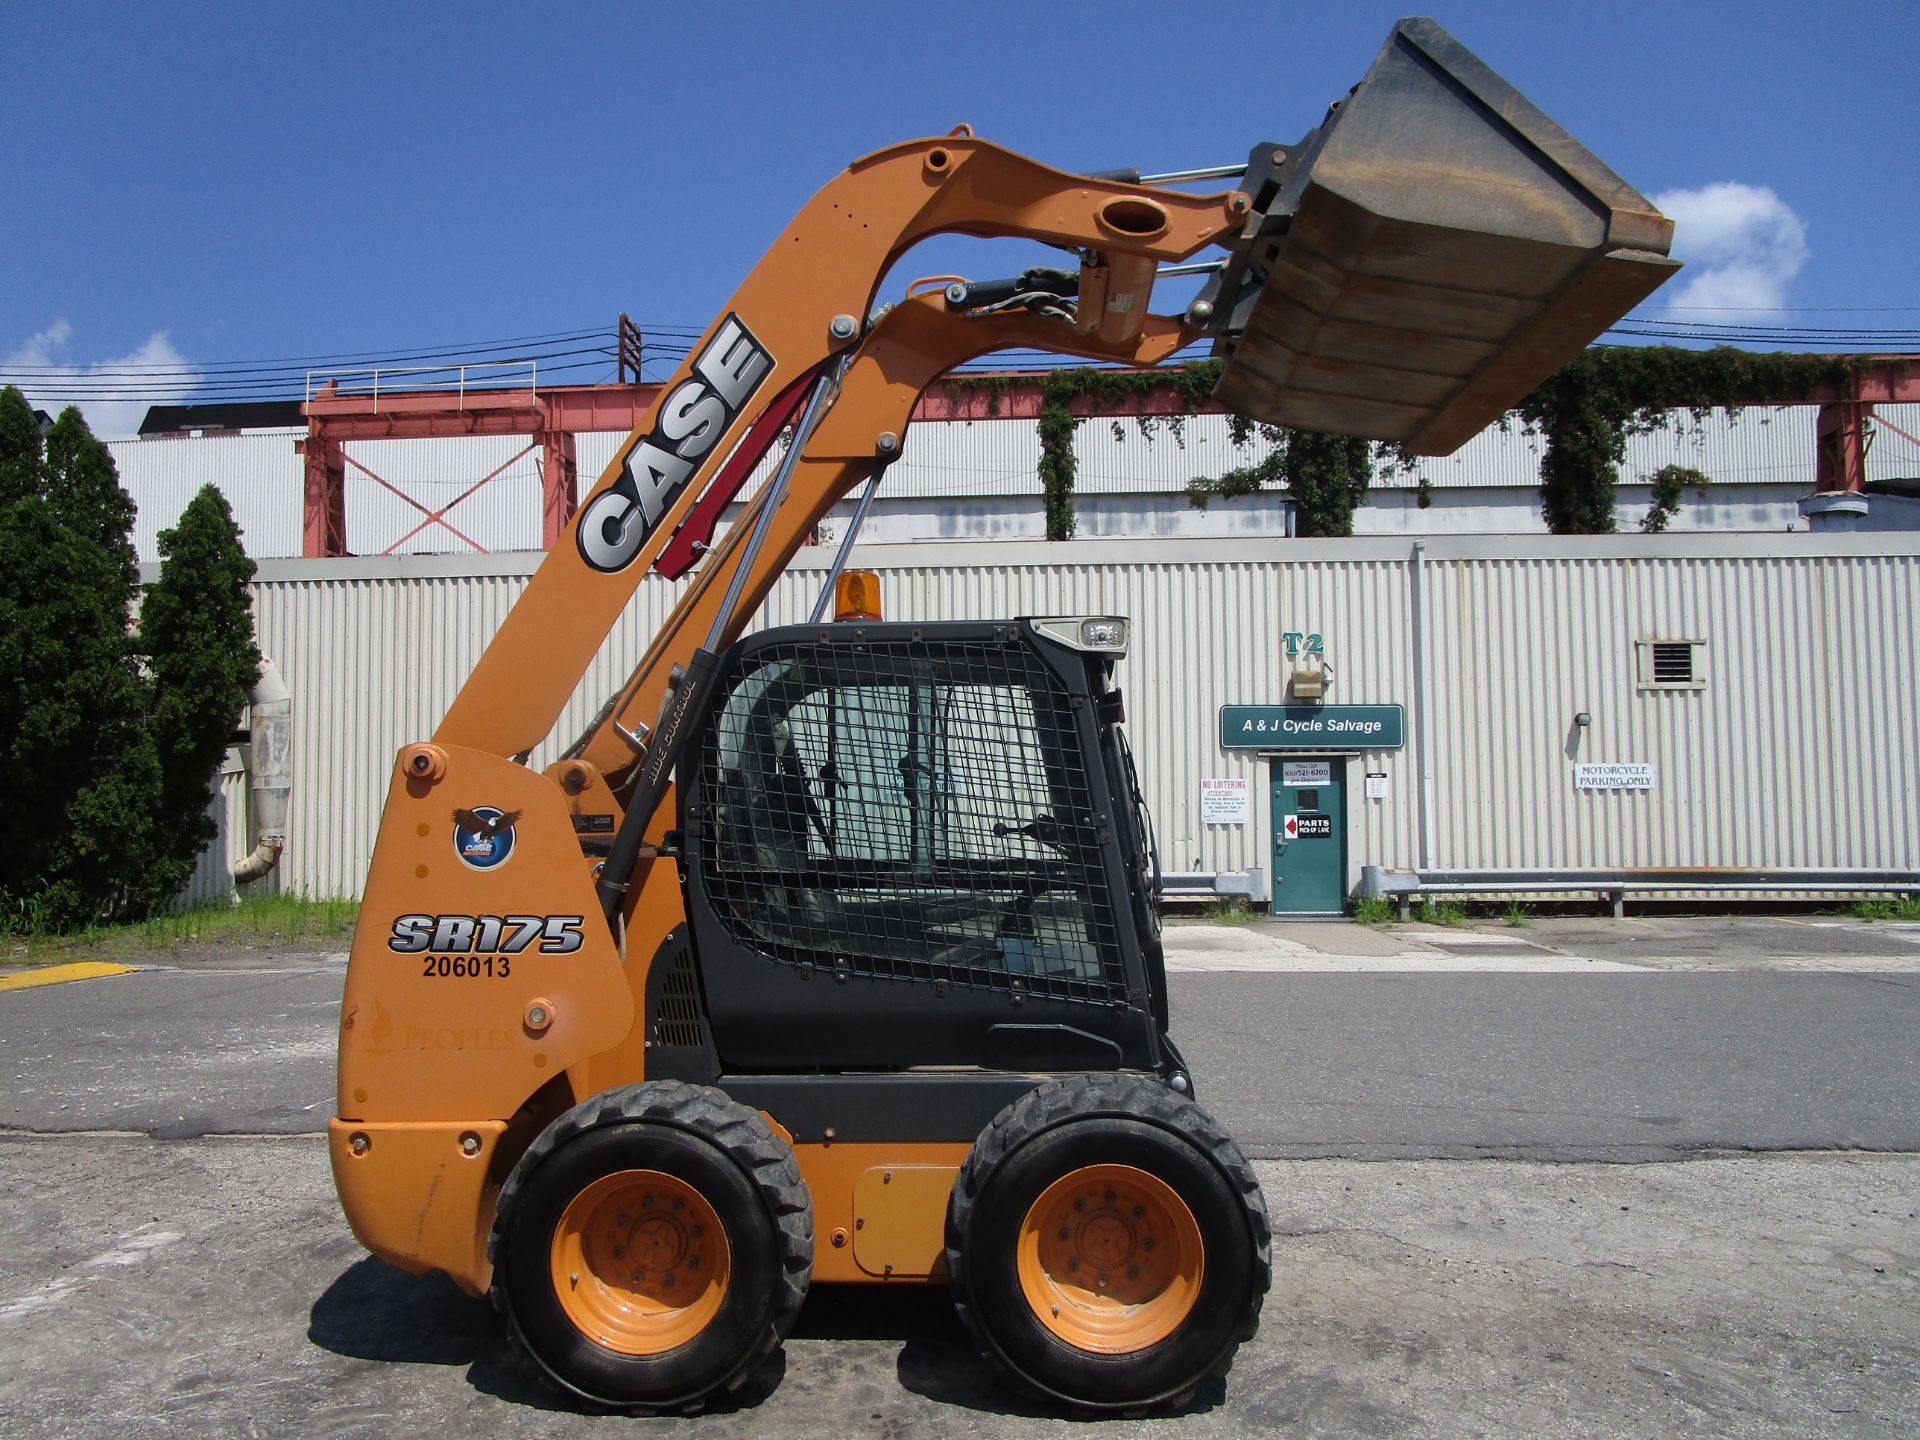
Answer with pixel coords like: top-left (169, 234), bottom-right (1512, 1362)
top-left (1204, 17), bottom-right (1679, 454)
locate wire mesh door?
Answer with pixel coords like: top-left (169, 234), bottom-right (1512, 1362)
top-left (693, 634), bottom-right (1126, 1007)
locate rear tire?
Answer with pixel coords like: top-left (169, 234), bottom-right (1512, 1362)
top-left (490, 1081), bottom-right (812, 1411)
top-left (946, 1074), bottom-right (1269, 1411)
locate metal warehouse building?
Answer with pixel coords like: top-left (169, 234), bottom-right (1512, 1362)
top-left (107, 402), bottom-right (1920, 561)
top-left (186, 531), bottom-right (1919, 913)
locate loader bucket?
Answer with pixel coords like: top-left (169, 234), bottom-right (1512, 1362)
top-left (1205, 17), bottom-right (1679, 455)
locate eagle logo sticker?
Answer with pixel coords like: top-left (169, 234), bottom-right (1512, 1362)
top-left (452, 806), bottom-right (522, 871)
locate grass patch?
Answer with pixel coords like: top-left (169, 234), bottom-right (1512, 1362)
top-left (1412, 899), bottom-right (1469, 928)
top-left (1349, 896), bottom-right (1394, 925)
top-left (1503, 902), bottom-right (1532, 928)
top-left (1849, 896), bottom-right (1920, 923)
top-left (5, 893), bottom-right (358, 964)
top-left (1200, 899), bottom-right (1258, 926)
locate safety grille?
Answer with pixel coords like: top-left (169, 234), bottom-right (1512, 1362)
top-left (694, 636), bottom-right (1125, 1004)
top-left (651, 945), bottom-right (705, 1049)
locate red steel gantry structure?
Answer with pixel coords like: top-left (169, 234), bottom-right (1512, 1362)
top-left (296, 359), bottom-right (1920, 558)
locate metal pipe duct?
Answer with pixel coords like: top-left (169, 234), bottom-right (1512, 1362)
top-left (233, 657), bottom-right (292, 884)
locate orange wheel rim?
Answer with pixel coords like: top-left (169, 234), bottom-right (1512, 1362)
top-left (1017, 1163), bottom-right (1203, 1353)
top-left (550, 1169), bottom-right (730, 1355)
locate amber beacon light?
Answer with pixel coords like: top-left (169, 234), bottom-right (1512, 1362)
top-left (834, 570), bottom-right (883, 621)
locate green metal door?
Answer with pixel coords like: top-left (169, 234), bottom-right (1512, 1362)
top-left (1270, 758), bottom-right (1346, 914)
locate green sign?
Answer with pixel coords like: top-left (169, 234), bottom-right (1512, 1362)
top-left (1219, 704), bottom-right (1404, 751)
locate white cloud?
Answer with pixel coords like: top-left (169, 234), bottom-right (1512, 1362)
top-left (1650, 182), bottom-right (1809, 315)
top-left (4, 321), bottom-right (201, 438)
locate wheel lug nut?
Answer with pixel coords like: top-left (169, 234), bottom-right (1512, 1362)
top-left (1067, 1258), bottom-right (1079, 1271)
top-left (1128, 1265), bottom-right (1140, 1279)
top-left (1104, 1190), bottom-right (1116, 1202)
top-left (613, 1245), bottom-right (625, 1258)
top-left (1058, 1226), bottom-right (1070, 1240)
top-left (1133, 1206), bottom-right (1145, 1219)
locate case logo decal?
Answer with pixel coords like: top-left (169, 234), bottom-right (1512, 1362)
top-left (576, 313), bottom-right (774, 573)
top-left (452, 806), bottom-right (521, 870)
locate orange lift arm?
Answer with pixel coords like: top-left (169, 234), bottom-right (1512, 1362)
top-left (434, 133), bottom-right (1246, 763)
top-left (559, 296), bottom-right (1197, 789)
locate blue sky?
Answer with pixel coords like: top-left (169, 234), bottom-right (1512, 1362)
top-left (3, 1), bottom-right (1916, 434)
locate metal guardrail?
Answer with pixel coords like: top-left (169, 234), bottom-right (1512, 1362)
top-left (1157, 868), bottom-right (1265, 902)
top-left (1361, 865), bottom-right (1920, 918)
top-left (305, 360), bottom-right (538, 408)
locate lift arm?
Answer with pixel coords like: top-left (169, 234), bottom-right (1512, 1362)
top-left (564, 295), bottom-right (1197, 786)
top-left (433, 134), bottom-right (1247, 760)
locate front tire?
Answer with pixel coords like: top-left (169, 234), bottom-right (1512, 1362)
top-left (946, 1074), bottom-right (1269, 1411)
top-left (490, 1082), bottom-right (812, 1411)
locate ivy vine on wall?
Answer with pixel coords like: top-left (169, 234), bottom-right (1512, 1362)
top-left (949, 346), bottom-right (1886, 539)
top-left (1518, 346), bottom-right (1870, 534)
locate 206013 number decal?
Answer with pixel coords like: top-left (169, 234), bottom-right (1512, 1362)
top-left (388, 913), bottom-right (584, 979)
top-left (421, 955), bottom-right (513, 978)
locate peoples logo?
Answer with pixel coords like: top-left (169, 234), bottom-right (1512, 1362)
top-left (451, 806), bottom-right (522, 870)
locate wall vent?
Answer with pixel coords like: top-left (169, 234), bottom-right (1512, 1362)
top-left (1637, 639), bottom-right (1705, 689)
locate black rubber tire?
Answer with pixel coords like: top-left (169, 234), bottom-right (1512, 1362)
top-left (489, 1081), bottom-right (812, 1412)
top-left (946, 1074), bottom-right (1270, 1412)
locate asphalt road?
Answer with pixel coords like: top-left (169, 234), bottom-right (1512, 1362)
top-left (6, 921), bottom-right (1918, 1158)
top-left (1177, 970), bottom-right (1920, 1160)
top-left (1, 916), bottom-right (1916, 1437)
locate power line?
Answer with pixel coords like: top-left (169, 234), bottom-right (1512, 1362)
top-left (1642, 304), bottom-right (1920, 314)
top-left (0, 327), bottom-right (616, 374)
top-left (9, 351), bottom-right (620, 402)
top-left (10, 309), bottom-right (1919, 417)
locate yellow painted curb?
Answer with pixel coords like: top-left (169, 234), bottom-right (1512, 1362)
top-left (0, 961), bottom-right (134, 993)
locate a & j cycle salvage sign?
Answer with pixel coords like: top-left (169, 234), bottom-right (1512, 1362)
top-left (1219, 704), bottom-right (1405, 751)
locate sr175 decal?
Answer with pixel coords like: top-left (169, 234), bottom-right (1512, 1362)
top-left (387, 914), bottom-right (585, 956)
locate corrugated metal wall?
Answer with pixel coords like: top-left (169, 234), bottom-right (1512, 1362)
top-left (1870, 403), bottom-right (1920, 482)
top-left (215, 534), bottom-right (1918, 900)
top-left (1417, 543), bottom-right (1920, 870)
top-left (178, 749), bottom-right (253, 909)
top-left (341, 435), bottom-right (545, 556)
top-left (109, 431), bottom-right (305, 559)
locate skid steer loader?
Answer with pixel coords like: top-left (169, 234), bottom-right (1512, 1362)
top-left (331, 18), bottom-right (1675, 1412)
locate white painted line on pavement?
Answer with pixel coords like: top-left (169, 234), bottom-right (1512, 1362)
top-left (1394, 930), bottom-right (1536, 946)
top-left (0, 1224), bottom-right (182, 1323)
top-left (1164, 949), bottom-right (1920, 974)
top-left (1164, 950), bottom-right (1648, 973)
top-left (83, 1227), bottom-right (184, 1268)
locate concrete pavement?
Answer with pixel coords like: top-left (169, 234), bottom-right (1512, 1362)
top-left (0, 1136), bottom-right (1913, 1439)
top-left (1163, 914), bottom-right (1920, 971)
top-left (2, 914), bottom-right (1917, 1435)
